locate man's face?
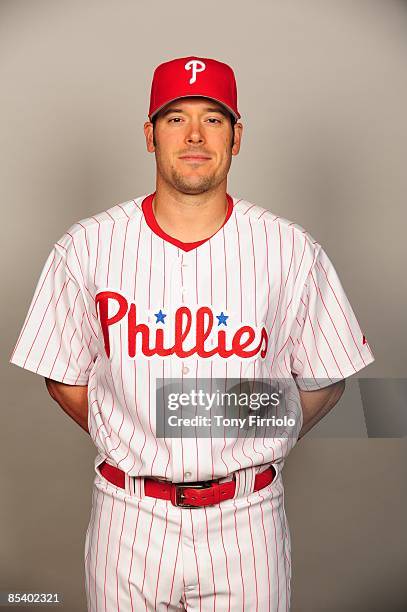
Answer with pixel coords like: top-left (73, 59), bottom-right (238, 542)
top-left (144, 97), bottom-right (243, 195)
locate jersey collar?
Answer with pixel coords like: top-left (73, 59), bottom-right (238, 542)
top-left (141, 192), bottom-right (234, 252)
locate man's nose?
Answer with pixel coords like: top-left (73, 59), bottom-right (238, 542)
top-left (185, 121), bottom-right (205, 143)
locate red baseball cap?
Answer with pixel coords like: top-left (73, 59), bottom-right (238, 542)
top-left (148, 56), bottom-right (241, 122)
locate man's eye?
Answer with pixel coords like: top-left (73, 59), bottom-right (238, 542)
top-left (168, 117), bottom-right (221, 124)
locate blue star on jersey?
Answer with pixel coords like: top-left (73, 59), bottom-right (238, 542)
top-left (216, 311), bottom-right (228, 326)
top-left (154, 309), bottom-right (167, 324)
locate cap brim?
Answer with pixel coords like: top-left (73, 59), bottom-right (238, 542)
top-left (149, 95), bottom-right (240, 121)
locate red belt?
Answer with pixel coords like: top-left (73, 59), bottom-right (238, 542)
top-left (98, 461), bottom-right (275, 508)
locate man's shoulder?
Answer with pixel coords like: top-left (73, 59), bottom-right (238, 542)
top-left (68, 195), bottom-right (145, 236)
top-left (54, 194), bottom-right (146, 254)
top-left (232, 195), bottom-right (320, 248)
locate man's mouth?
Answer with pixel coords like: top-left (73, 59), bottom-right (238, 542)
top-left (179, 155), bottom-right (211, 161)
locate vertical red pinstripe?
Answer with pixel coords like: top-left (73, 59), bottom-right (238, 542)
top-left (140, 499), bottom-right (157, 611)
top-left (130, 220), bottom-right (145, 475)
top-left (162, 358), bottom-right (171, 480)
top-left (179, 253), bottom-right (186, 480)
top-left (219, 228), bottom-right (231, 474)
top-left (85, 485), bottom-right (98, 608)
top-left (208, 241), bottom-right (215, 479)
top-left (263, 221), bottom-right (271, 323)
top-left (270, 491), bottom-right (281, 611)
top-left (91, 216), bottom-right (100, 287)
top-left (233, 501), bottom-right (245, 609)
top-left (283, 228), bottom-right (295, 289)
top-left (168, 519), bottom-right (183, 610)
top-left (249, 216), bottom-right (257, 326)
top-left (77, 222), bottom-right (90, 256)
top-left (161, 242), bottom-right (171, 480)
top-left (148, 360), bottom-right (159, 476)
top-left (293, 236), bottom-right (307, 285)
top-left (257, 490), bottom-right (272, 610)
top-left (109, 326), bottom-right (134, 466)
top-left (268, 223), bottom-right (284, 372)
top-left (94, 490), bottom-right (106, 611)
top-left (119, 219), bottom-right (129, 290)
top-left (226, 216), bottom-right (244, 472)
top-left (248, 215), bottom-right (266, 464)
top-left (116, 325), bottom-right (136, 467)
top-left (189, 510), bottom-right (203, 612)
top-left (148, 233), bottom-right (160, 476)
top-left (106, 221), bottom-right (115, 287)
top-left (153, 505), bottom-right (168, 610)
top-left (234, 213), bottom-right (243, 321)
top-left (193, 359), bottom-right (200, 479)
top-left (219, 504), bottom-right (232, 612)
top-left (103, 496), bottom-right (115, 611)
top-left (246, 500), bottom-right (259, 611)
top-left (281, 485), bottom-right (291, 611)
top-left (134, 352), bottom-right (147, 477)
top-left (203, 507), bottom-right (216, 611)
top-left (127, 499), bottom-right (142, 612)
top-left (115, 499), bottom-right (127, 611)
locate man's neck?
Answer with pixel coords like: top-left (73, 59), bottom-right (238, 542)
top-left (152, 186), bottom-right (229, 243)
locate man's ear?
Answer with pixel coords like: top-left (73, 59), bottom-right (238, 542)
top-left (232, 122), bottom-right (243, 156)
top-left (144, 121), bottom-right (155, 153)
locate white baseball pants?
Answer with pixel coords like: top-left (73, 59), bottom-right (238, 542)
top-left (84, 464), bottom-right (291, 611)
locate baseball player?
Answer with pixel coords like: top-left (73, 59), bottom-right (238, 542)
top-left (9, 56), bottom-right (374, 611)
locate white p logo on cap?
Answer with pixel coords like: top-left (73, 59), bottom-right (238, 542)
top-left (184, 60), bottom-right (206, 84)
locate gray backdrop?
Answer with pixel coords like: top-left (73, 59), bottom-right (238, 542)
top-left (2, 1), bottom-right (406, 611)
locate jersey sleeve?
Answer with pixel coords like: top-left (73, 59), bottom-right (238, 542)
top-left (290, 245), bottom-right (375, 391)
top-left (9, 243), bottom-right (98, 385)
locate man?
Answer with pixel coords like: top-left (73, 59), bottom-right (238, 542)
top-left (9, 56), bottom-right (374, 611)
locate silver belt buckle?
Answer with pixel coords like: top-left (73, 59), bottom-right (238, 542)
top-left (174, 481), bottom-right (214, 508)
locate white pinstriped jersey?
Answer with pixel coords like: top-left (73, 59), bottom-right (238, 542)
top-left (10, 192), bottom-right (374, 482)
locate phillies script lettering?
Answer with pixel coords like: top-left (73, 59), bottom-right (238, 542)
top-left (95, 291), bottom-right (269, 360)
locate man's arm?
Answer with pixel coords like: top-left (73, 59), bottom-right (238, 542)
top-left (296, 379), bottom-right (346, 439)
top-left (45, 378), bottom-right (89, 434)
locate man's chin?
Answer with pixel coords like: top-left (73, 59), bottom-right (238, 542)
top-left (171, 175), bottom-right (217, 195)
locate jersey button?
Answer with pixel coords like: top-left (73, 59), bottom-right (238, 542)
top-left (184, 472), bottom-right (192, 479)
top-left (182, 365), bottom-right (189, 374)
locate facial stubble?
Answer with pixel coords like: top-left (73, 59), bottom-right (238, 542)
top-left (153, 134), bottom-right (234, 196)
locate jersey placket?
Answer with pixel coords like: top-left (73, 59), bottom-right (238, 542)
top-left (167, 248), bottom-right (200, 483)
